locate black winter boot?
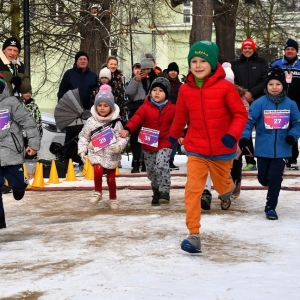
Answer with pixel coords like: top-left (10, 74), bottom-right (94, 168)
top-left (0, 215), bottom-right (6, 229)
top-left (140, 161), bottom-right (146, 172)
top-left (131, 160), bottom-right (140, 173)
top-left (201, 189), bottom-right (212, 210)
top-left (151, 187), bottom-right (160, 206)
top-left (159, 192), bottom-right (170, 204)
top-left (13, 190), bottom-right (25, 201)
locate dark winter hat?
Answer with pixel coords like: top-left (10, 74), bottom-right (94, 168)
top-left (167, 62), bottom-right (179, 74)
top-left (94, 84), bottom-right (115, 111)
top-left (2, 37), bottom-right (21, 53)
top-left (241, 38), bottom-right (257, 52)
top-left (0, 72), bottom-right (5, 92)
top-left (284, 39), bottom-right (298, 52)
top-left (75, 51), bottom-right (89, 63)
top-left (140, 58), bottom-right (153, 69)
top-left (266, 65), bottom-right (287, 91)
top-left (149, 77), bottom-right (171, 99)
top-left (188, 41), bottom-right (219, 70)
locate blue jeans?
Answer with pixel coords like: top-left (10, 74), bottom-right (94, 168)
top-left (169, 140), bottom-right (178, 162)
top-left (0, 164), bottom-right (28, 217)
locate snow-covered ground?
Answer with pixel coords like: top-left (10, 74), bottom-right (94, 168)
top-left (1, 155), bottom-right (300, 299)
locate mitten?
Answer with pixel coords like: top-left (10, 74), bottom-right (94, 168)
top-left (10, 76), bottom-right (22, 87)
top-left (221, 134), bottom-right (236, 148)
top-left (239, 137), bottom-right (250, 149)
top-left (108, 144), bottom-right (120, 154)
top-left (168, 136), bottom-right (177, 147)
top-left (79, 153), bottom-right (87, 164)
top-left (285, 135), bottom-right (295, 145)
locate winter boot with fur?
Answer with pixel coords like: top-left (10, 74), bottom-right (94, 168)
top-left (219, 188), bottom-right (234, 210)
top-left (89, 192), bottom-right (102, 205)
top-left (231, 182), bottom-right (241, 199)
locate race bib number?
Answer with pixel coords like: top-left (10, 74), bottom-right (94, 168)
top-left (264, 110), bottom-right (290, 129)
top-left (0, 109), bottom-right (11, 130)
top-left (91, 127), bottom-right (116, 151)
top-left (138, 127), bottom-right (159, 147)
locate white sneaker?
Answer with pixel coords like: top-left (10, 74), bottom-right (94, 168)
top-left (110, 199), bottom-right (119, 210)
top-left (89, 192), bottom-right (102, 205)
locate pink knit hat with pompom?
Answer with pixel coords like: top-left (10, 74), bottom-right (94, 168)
top-left (94, 84), bottom-right (115, 111)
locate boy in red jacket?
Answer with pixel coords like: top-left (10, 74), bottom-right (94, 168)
top-left (120, 77), bottom-right (175, 205)
top-left (169, 41), bottom-right (248, 253)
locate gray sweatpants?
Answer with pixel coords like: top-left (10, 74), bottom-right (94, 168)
top-left (143, 148), bottom-right (172, 193)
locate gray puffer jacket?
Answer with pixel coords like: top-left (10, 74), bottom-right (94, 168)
top-left (0, 85), bottom-right (41, 166)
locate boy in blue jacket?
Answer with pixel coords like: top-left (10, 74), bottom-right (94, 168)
top-left (239, 65), bottom-right (300, 220)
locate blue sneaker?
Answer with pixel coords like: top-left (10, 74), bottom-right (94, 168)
top-left (181, 234), bottom-right (202, 253)
top-left (265, 209), bottom-right (278, 220)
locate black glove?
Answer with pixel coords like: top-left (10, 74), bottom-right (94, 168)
top-left (10, 76), bottom-right (22, 87)
top-left (221, 134), bottom-right (236, 148)
top-left (239, 137), bottom-right (250, 149)
top-left (285, 135), bottom-right (295, 145)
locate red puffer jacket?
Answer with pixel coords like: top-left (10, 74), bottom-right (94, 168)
top-left (125, 97), bottom-right (176, 152)
top-left (170, 63), bottom-right (248, 157)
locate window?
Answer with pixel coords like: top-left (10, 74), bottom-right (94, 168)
top-left (184, 1), bottom-right (191, 6)
top-left (183, 9), bottom-right (191, 23)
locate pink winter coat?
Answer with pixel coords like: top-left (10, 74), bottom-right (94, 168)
top-left (78, 104), bottom-right (129, 169)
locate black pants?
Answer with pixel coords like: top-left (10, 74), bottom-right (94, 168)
top-left (257, 157), bottom-right (285, 210)
top-left (289, 142), bottom-right (299, 164)
top-left (245, 137), bottom-right (256, 165)
top-left (64, 125), bottom-right (83, 165)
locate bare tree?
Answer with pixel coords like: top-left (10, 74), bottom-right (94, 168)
top-left (213, 0), bottom-right (239, 63)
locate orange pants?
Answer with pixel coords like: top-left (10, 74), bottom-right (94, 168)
top-left (185, 156), bottom-right (234, 235)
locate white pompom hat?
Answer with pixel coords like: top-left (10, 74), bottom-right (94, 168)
top-left (99, 67), bottom-right (111, 80)
top-left (222, 62), bottom-right (235, 84)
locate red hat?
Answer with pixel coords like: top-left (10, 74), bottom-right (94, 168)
top-left (241, 38), bottom-right (257, 52)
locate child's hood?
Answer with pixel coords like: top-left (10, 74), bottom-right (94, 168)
top-left (0, 84), bottom-right (12, 102)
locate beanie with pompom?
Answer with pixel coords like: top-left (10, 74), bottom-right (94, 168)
top-left (94, 84), bottom-right (115, 111)
top-left (222, 62), bottom-right (235, 84)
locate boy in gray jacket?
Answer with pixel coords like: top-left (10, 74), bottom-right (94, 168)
top-left (0, 73), bottom-right (41, 229)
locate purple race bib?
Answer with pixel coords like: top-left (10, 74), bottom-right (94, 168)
top-left (0, 109), bottom-right (11, 130)
top-left (91, 127), bottom-right (116, 151)
top-left (264, 110), bottom-right (290, 129)
top-left (138, 127), bottom-right (160, 147)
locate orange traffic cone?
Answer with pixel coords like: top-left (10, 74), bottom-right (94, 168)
top-left (115, 167), bottom-right (120, 176)
top-left (31, 162), bottom-right (45, 188)
top-left (23, 163), bottom-right (32, 188)
top-left (85, 159), bottom-right (94, 180)
top-left (48, 160), bottom-right (61, 184)
top-left (65, 159), bottom-right (78, 181)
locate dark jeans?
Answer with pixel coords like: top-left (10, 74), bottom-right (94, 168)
top-left (169, 140), bottom-right (178, 162)
top-left (0, 165), bottom-right (28, 217)
top-left (128, 110), bottom-right (142, 162)
top-left (257, 157), bottom-right (285, 210)
top-left (64, 125), bottom-right (83, 165)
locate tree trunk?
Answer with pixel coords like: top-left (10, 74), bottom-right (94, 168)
top-left (190, 0), bottom-right (214, 45)
top-left (213, 0), bottom-right (239, 63)
top-left (79, 0), bottom-right (111, 74)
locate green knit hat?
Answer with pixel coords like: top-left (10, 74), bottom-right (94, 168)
top-left (188, 41), bottom-right (219, 70)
